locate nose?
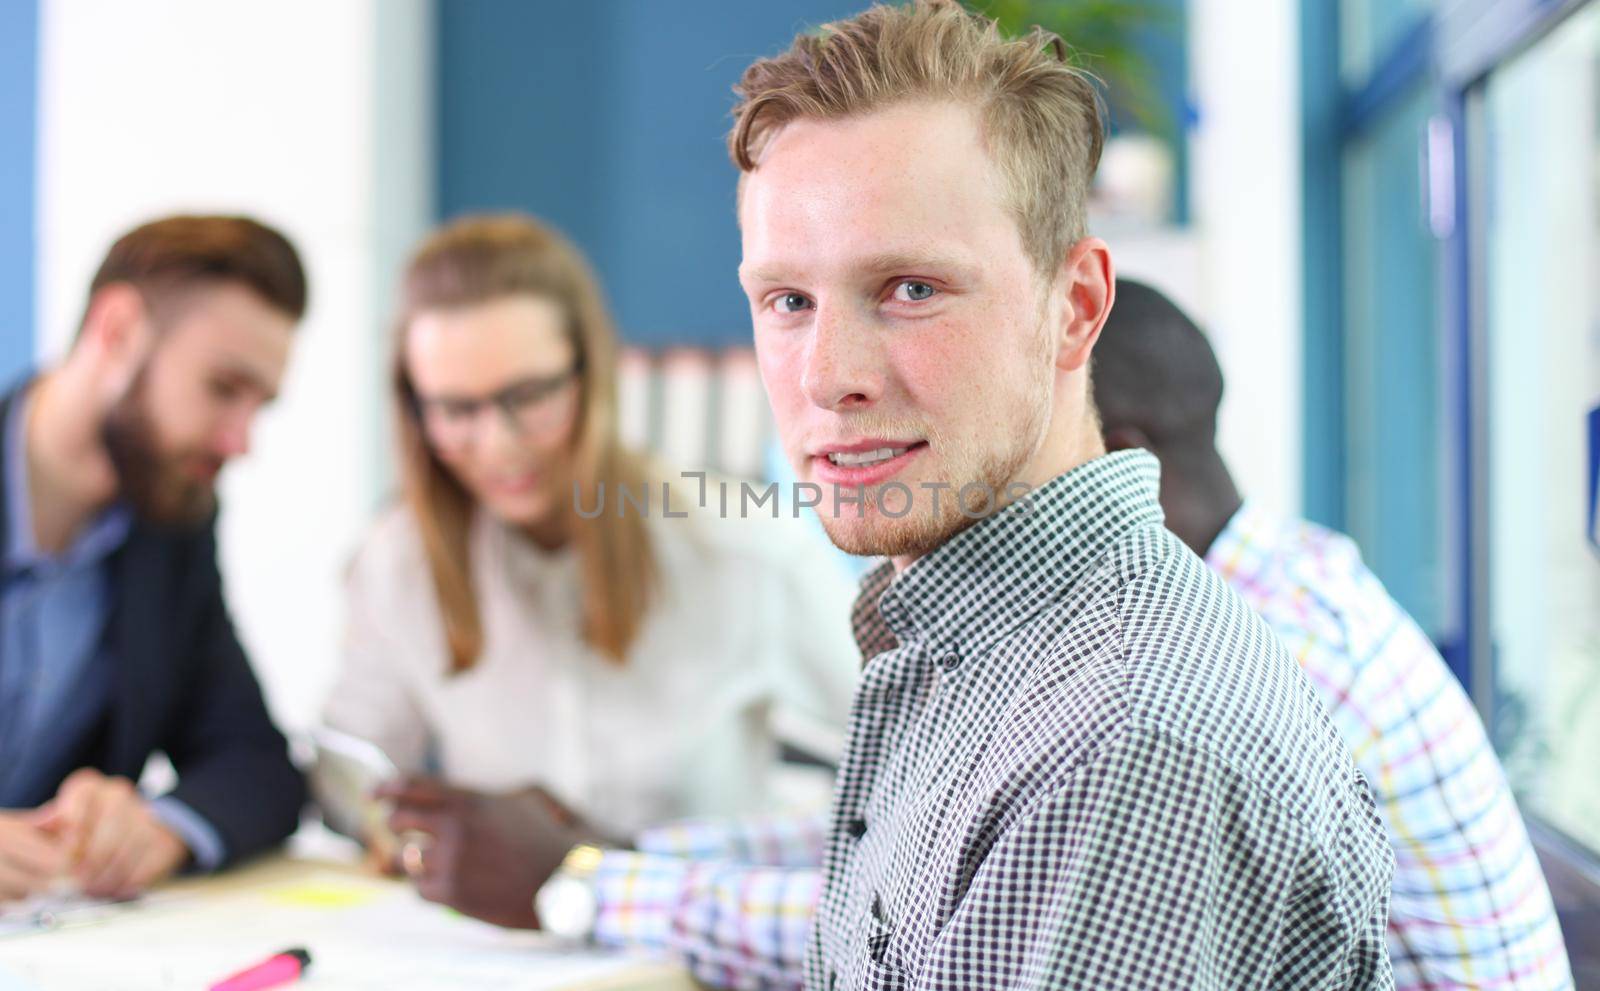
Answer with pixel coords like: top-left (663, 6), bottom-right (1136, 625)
top-left (800, 302), bottom-right (881, 412)
top-left (216, 409), bottom-right (253, 459)
top-left (477, 402), bottom-right (527, 462)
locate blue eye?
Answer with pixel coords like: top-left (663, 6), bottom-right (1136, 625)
top-left (893, 281), bottom-right (936, 302)
top-left (773, 292), bottom-right (812, 314)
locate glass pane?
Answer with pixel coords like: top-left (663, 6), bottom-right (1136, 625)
top-left (1481, 4), bottom-right (1600, 851)
top-left (1340, 0), bottom-right (1434, 85)
top-left (1341, 85), bottom-right (1447, 637)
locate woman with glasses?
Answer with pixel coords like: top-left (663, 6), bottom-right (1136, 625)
top-left (320, 214), bottom-right (857, 862)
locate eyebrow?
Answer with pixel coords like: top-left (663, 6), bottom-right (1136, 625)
top-left (858, 251), bottom-right (979, 283)
top-left (416, 368), bottom-right (575, 405)
top-left (741, 251), bottom-right (979, 287)
top-left (218, 361), bottom-right (279, 404)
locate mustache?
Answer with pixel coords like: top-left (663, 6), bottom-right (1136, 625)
top-left (806, 412), bottom-right (940, 447)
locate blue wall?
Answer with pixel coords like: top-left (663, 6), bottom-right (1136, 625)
top-left (438, 2), bottom-right (1193, 347)
top-left (0, 0), bottom-right (36, 381)
top-left (438, 1), bottom-right (863, 348)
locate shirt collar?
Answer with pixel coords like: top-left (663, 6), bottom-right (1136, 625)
top-left (3, 386), bottom-right (133, 576)
top-left (852, 449), bottom-right (1165, 661)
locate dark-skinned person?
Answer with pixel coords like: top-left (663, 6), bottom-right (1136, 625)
top-left (1092, 278), bottom-right (1573, 991)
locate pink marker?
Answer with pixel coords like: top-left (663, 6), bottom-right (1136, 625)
top-left (208, 947), bottom-right (312, 991)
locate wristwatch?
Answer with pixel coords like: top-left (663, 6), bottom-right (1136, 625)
top-left (535, 843), bottom-right (605, 940)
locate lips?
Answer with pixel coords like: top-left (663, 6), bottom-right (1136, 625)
top-left (485, 471), bottom-right (540, 496)
top-left (184, 457), bottom-right (224, 484)
top-left (810, 440), bottom-right (927, 487)
top-left (827, 446), bottom-right (910, 468)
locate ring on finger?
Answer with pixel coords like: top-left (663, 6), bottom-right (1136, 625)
top-left (399, 831), bottom-right (433, 877)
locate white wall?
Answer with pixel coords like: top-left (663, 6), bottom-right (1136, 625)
top-left (1186, 0), bottom-right (1304, 516)
top-left (1094, 0), bottom-right (1304, 518)
top-left (37, 0), bottom-right (432, 731)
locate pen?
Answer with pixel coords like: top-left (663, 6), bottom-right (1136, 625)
top-left (207, 946), bottom-right (312, 991)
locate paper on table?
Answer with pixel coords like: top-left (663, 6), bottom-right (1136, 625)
top-left (0, 963), bottom-right (43, 991)
top-left (0, 867), bottom-right (663, 991)
top-left (264, 880), bottom-right (383, 910)
top-left (0, 887), bottom-right (173, 939)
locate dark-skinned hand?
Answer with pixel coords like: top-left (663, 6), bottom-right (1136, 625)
top-left (375, 777), bottom-right (615, 930)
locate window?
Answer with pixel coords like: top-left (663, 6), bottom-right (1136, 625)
top-left (1475, 2), bottom-right (1600, 852)
top-left (1340, 84), bottom-right (1448, 636)
top-left (1340, 0), bottom-right (1436, 83)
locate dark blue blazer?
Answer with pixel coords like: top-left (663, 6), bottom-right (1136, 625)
top-left (0, 384), bottom-right (306, 864)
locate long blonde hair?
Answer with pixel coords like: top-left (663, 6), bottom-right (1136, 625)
top-left (392, 214), bottom-right (656, 671)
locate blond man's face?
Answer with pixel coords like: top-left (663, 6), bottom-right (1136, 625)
top-left (739, 101), bottom-right (1063, 562)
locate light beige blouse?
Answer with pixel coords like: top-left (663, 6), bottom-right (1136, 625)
top-left (321, 490), bottom-right (861, 837)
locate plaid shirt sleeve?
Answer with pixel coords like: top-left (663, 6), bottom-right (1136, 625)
top-left (588, 811), bottom-right (828, 990)
top-left (632, 809), bottom-right (830, 866)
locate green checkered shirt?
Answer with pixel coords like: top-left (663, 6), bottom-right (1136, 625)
top-left (808, 450), bottom-right (1396, 990)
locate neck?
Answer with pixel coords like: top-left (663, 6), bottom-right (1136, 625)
top-left (520, 505), bottom-right (571, 552)
top-left (997, 386), bottom-right (1108, 527)
top-left (890, 399), bottom-right (1106, 574)
top-left (24, 368), bottom-right (120, 554)
top-left (1161, 449), bottom-right (1242, 558)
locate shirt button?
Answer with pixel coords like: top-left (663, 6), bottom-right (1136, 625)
top-left (846, 817), bottom-right (867, 840)
top-left (868, 930), bottom-right (892, 964)
top-left (938, 650), bottom-right (961, 670)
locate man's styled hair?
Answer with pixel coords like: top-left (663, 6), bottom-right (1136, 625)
top-left (84, 215), bottom-right (308, 329)
top-left (728, 0), bottom-right (1105, 277)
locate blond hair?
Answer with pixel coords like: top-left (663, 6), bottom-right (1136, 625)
top-left (392, 214), bottom-right (656, 671)
top-left (729, 0), bottom-right (1105, 276)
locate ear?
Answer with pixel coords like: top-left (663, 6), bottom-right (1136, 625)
top-left (1051, 237), bottom-right (1115, 373)
top-left (78, 284), bottom-right (156, 394)
top-left (80, 284), bottom-right (154, 363)
top-left (1103, 423), bottom-right (1151, 454)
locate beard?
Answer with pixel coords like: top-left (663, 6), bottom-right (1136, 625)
top-left (101, 370), bottom-right (219, 528)
top-left (814, 332), bottom-right (1054, 561)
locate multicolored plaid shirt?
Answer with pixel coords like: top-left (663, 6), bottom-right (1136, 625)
top-left (1207, 502), bottom-right (1573, 990)
top-left (590, 810), bottom-right (826, 989)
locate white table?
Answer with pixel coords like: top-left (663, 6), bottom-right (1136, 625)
top-left (0, 852), bottom-right (695, 990)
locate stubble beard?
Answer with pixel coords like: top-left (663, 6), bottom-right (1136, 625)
top-left (816, 332), bottom-right (1055, 560)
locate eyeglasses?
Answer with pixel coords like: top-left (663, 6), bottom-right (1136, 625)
top-left (413, 362), bottom-right (582, 453)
